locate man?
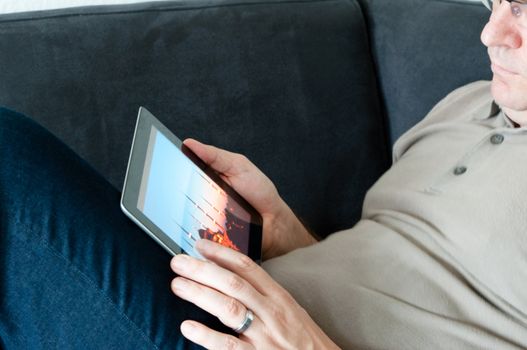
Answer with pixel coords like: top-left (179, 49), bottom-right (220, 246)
top-left (0, 0), bottom-right (526, 348)
top-left (481, 0), bottom-right (527, 126)
top-left (168, 1), bottom-right (527, 347)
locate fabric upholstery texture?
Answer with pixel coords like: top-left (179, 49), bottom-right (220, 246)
top-left (0, 0), bottom-right (492, 236)
top-left (0, 0), bottom-right (390, 237)
top-left (359, 0), bottom-right (492, 144)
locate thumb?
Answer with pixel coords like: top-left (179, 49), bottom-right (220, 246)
top-left (183, 138), bottom-right (239, 175)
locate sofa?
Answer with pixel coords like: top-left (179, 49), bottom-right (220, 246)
top-left (0, 0), bottom-right (491, 239)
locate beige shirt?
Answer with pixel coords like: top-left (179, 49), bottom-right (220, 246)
top-left (263, 81), bottom-right (527, 349)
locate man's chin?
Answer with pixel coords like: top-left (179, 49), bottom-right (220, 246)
top-left (491, 76), bottom-right (511, 104)
top-left (491, 76), bottom-right (527, 112)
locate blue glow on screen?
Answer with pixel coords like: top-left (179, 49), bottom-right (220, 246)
top-left (139, 127), bottom-right (250, 258)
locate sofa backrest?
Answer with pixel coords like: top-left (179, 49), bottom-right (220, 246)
top-left (0, 0), bottom-right (389, 237)
top-left (361, 0), bottom-right (493, 145)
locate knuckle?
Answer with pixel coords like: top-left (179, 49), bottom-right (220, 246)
top-left (278, 289), bottom-right (296, 304)
top-left (271, 284), bottom-right (296, 304)
top-left (225, 298), bottom-right (242, 319)
top-left (223, 336), bottom-right (239, 350)
top-left (234, 154), bottom-right (251, 169)
top-left (216, 152), bottom-right (227, 166)
top-left (234, 153), bottom-right (248, 163)
top-left (189, 259), bottom-right (206, 275)
top-left (210, 151), bottom-right (221, 166)
top-left (227, 274), bottom-right (245, 293)
top-left (236, 254), bottom-right (254, 271)
top-left (269, 304), bottom-right (288, 326)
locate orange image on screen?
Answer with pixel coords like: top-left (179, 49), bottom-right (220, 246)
top-left (199, 227), bottom-right (239, 251)
top-left (142, 127), bottom-right (251, 258)
top-left (186, 169), bottom-right (249, 253)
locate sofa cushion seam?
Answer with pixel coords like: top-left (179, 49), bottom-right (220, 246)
top-left (0, 0), bottom-right (345, 24)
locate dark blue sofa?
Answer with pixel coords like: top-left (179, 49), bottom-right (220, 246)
top-left (0, 0), bottom-right (491, 238)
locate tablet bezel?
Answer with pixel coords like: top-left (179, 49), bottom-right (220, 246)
top-left (121, 107), bottom-right (263, 262)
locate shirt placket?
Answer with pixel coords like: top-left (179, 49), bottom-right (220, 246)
top-left (423, 128), bottom-right (512, 195)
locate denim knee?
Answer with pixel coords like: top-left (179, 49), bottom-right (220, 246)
top-left (0, 107), bottom-right (36, 134)
top-left (0, 107), bottom-right (55, 161)
top-left (0, 106), bottom-right (89, 219)
top-left (0, 106), bottom-right (84, 175)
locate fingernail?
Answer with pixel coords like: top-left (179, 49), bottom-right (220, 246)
top-left (172, 278), bottom-right (189, 293)
top-left (171, 254), bottom-right (189, 271)
top-left (181, 321), bottom-right (196, 335)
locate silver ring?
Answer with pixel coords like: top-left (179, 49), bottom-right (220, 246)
top-left (233, 309), bottom-right (254, 334)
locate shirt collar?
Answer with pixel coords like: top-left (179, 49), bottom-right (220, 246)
top-left (501, 111), bottom-right (520, 128)
top-left (473, 100), bottom-right (520, 129)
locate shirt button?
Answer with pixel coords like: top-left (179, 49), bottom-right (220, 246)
top-left (453, 166), bottom-right (467, 175)
top-left (490, 134), bottom-right (504, 145)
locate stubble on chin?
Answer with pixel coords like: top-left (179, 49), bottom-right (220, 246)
top-left (490, 75), bottom-right (509, 103)
top-left (491, 74), bottom-right (527, 114)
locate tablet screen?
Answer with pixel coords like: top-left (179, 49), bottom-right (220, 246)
top-left (136, 125), bottom-right (251, 258)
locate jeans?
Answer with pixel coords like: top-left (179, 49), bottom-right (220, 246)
top-left (0, 107), bottom-right (230, 349)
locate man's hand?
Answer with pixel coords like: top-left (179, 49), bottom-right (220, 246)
top-left (171, 239), bottom-right (340, 349)
top-left (183, 139), bottom-right (316, 260)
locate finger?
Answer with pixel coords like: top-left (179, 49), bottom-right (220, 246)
top-left (171, 254), bottom-right (269, 315)
top-left (180, 320), bottom-right (254, 350)
top-left (171, 276), bottom-right (262, 338)
top-left (183, 138), bottom-right (280, 216)
top-left (183, 138), bottom-right (246, 176)
top-left (194, 239), bottom-right (285, 300)
top-left (190, 241), bottom-right (304, 337)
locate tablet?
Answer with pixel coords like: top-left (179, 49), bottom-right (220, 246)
top-left (121, 107), bottom-right (263, 262)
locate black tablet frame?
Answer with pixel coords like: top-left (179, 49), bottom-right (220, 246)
top-left (121, 107), bottom-right (263, 263)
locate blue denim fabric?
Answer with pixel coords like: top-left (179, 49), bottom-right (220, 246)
top-left (0, 107), bottom-right (230, 349)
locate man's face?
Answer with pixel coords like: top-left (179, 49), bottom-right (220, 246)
top-left (481, 0), bottom-right (527, 112)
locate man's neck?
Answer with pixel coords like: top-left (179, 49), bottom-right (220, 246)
top-left (502, 107), bottom-right (527, 128)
